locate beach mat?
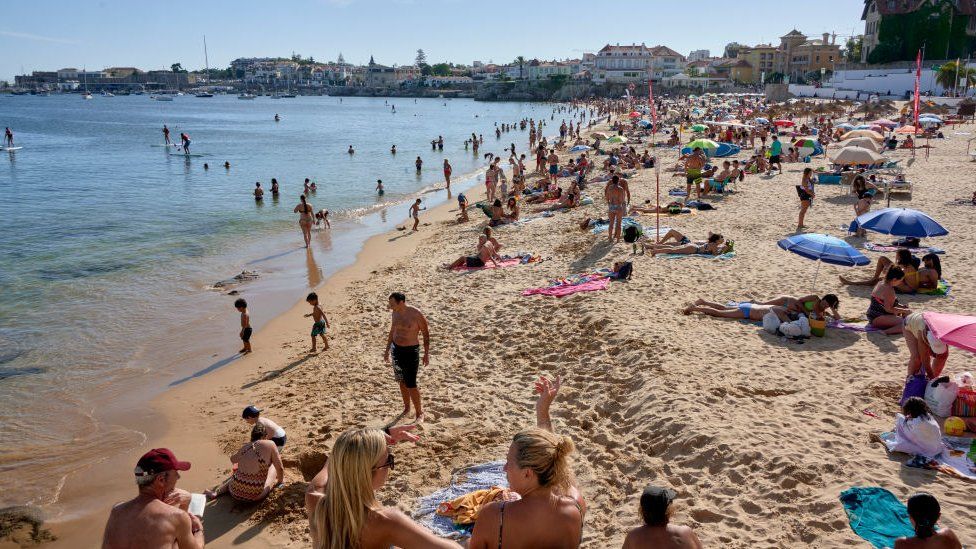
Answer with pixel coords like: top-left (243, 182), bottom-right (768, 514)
top-left (918, 280), bottom-right (951, 296)
top-left (522, 275), bottom-right (610, 297)
top-left (656, 251), bottom-right (736, 260)
top-left (452, 258), bottom-right (521, 272)
top-left (839, 486), bottom-right (914, 548)
top-left (863, 242), bottom-right (945, 255)
top-left (828, 320), bottom-right (881, 333)
top-left (877, 432), bottom-right (976, 481)
top-left (414, 461), bottom-right (506, 539)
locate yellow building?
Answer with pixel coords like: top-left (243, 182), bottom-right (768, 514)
top-left (736, 44), bottom-right (777, 83)
top-left (736, 31), bottom-right (841, 83)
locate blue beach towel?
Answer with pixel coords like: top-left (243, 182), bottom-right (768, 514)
top-left (839, 487), bottom-right (914, 549)
top-left (414, 461), bottom-right (507, 539)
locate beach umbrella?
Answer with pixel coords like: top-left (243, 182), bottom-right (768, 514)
top-left (894, 125), bottom-right (922, 135)
top-left (690, 124), bottom-right (708, 132)
top-left (686, 138), bottom-right (719, 151)
top-left (836, 137), bottom-right (882, 151)
top-left (778, 233), bottom-right (870, 288)
top-left (773, 119), bottom-right (796, 127)
top-left (629, 111), bottom-right (641, 118)
top-left (569, 145), bottom-right (592, 152)
top-left (854, 208), bottom-right (948, 238)
top-left (918, 114), bottom-right (942, 122)
top-left (872, 118), bottom-right (897, 128)
top-left (830, 146), bottom-right (885, 166)
top-left (841, 130), bottom-right (884, 141)
top-left (606, 135), bottom-right (628, 144)
top-left (835, 122), bottom-right (855, 130)
top-left (922, 312), bottom-right (976, 354)
top-left (637, 119), bottom-right (653, 128)
top-left (793, 137), bottom-right (820, 157)
top-left (591, 132), bottom-right (609, 140)
top-left (754, 117), bottom-right (769, 124)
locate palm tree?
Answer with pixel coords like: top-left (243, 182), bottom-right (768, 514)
top-left (514, 56), bottom-right (526, 80)
top-left (936, 61), bottom-right (976, 95)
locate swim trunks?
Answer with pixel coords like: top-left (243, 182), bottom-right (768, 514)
top-left (770, 154), bottom-right (781, 163)
top-left (685, 169), bottom-right (702, 185)
top-left (391, 343), bottom-right (420, 389)
top-left (737, 302), bottom-right (753, 319)
top-left (241, 327), bottom-right (252, 342)
top-left (270, 434), bottom-right (287, 449)
top-left (465, 256), bottom-right (485, 268)
top-left (311, 320), bottom-right (326, 337)
top-left (549, 165), bottom-right (559, 175)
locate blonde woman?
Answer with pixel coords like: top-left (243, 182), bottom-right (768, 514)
top-left (469, 375), bottom-right (585, 548)
top-left (304, 425), bottom-right (458, 549)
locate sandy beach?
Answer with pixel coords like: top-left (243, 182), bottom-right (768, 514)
top-left (37, 108), bottom-right (976, 548)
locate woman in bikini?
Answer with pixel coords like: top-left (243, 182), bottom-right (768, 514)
top-left (644, 231), bottom-right (727, 256)
top-left (294, 195), bottom-right (315, 248)
top-left (754, 294), bottom-right (840, 320)
top-left (867, 266), bottom-right (911, 334)
top-left (206, 423), bottom-right (283, 502)
top-left (305, 427), bottom-right (459, 549)
top-left (840, 248), bottom-right (921, 293)
top-left (918, 253), bottom-right (942, 290)
top-left (469, 376), bottom-right (585, 549)
top-left (851, 175), bottom-right (879, 236)
top-left (796, 167), bottom-right (816, 232)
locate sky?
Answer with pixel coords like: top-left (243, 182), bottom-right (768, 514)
top-left (1, 0), bottom-right (865, 82)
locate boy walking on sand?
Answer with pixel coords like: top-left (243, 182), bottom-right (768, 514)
top-left (235, 298), bottom-right (252, 354)
top-left (304, 292), bottom-right (329, 352)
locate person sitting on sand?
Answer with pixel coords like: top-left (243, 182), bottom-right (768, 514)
top-left (903, 313), bottom-right (949, 379)
top-left (457, 193), bottom-right (469, 223)
top-left (866, 266), bottom-right (911, 334)
top-left (488, 199), bottom-right (506, 227)
top-left (102, 448), bottom-right (203, 549)
top-left (918, 254), bottom-right (942, 290)
top-left (894, 493), bottom-right (962, 549)
top-left (643, 230), bottom-right (728, 256)
top-left (469, 376), bottom-right (585, 548)
top-left (622, 485), bottom-right (703, 549)
top-left (444, 235), bottom-right (500, 270)
top-left (205, 422), bottom-right (283, 503)
top-left (682, 298), bottom-right (790, 322)
top-left (532, 191), bottom-right (579, 213)
top-left (304, 425), bottom-right (461, 548)
top-left (242, 405), bottom-right (288, 451)
top-left (841, 249), bottom-right (922, 293)
top-left (505, 196), bottom-right (520, 222)
top-left (754, 294), bottom-right (840, 320)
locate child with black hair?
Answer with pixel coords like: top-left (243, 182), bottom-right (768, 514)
top-left (891, 397), bottom-right (944, 466)
top-left (234, 298), bottom-right (252, 354)
top-left (895, 493), bottom-right (961, 549)
top-left (304, 292), bottom-right (329, 353)
top-left (623, 485), bottom-right (703, 549)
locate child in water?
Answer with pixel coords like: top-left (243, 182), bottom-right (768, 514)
top-left (304, 292), bottom-right (329, 353)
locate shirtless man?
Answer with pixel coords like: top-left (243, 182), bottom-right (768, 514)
top-left (605, 175), bottom-right (627, 243)
top-left (102, 448), bottom-right (204, 549)
top-left (383, 293), bottom-right (430, 422)
top-left (547, 149), bottom-right (560, 185)
top-left (622, 486), bottom-right (703, 549)
top-left (684, 148), bottom-right (706, 200)
top-left (162, 125), bottom-right (170, 146)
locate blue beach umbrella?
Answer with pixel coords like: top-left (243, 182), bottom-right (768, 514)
top-left (638, 120), bottom-right (653, 128)
top-left (569, 145), bottom-right (592, 152)
top-left (854, 208), bottom-right (948, 238)
top-left (754, 117), bottom-right (769, 124)
top-left (778, 233), bottom-right (870, 288)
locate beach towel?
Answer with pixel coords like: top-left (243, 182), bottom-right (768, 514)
top-left (878, 431), bottom-right (976, 481)
top-left (590, 217), bottom-right (644, 234)
top-left (668, 188), bottom-right (688, 197)
top-left (839, 486), bottom-right (914, 548)
top-left (863, 242), bottom-right (945, 255)
top-left (828, 320), bottom-right (881, 333)
top-left (436, 486), bottom-right (511, 525)
top-left (414, 461), bottom-right (507, 539)
top-left (918, 280), bottom-right (951, 296)
top-left (452, 258), bottom-right (521, 272)
top-left (522, 274), bottom-right (610, 297)
top-left (656, 251), bottom-right (736, 260)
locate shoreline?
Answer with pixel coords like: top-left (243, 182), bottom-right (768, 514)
top-left (38, 158), bottom-right (494, 547)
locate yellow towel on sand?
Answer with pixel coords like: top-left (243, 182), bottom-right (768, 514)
top-left (436, 486), bottom-right (511, 525)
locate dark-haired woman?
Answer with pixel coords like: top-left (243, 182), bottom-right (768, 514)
top-left (841, 248), bottom-right (920, 293)
top-left (918, 253), bottom-right (942, 291)
top-left (867, 267), bottom-right (911, 334)
top-left (894, 493), bottom-right (961, 549)
top-left (294, 195), bottom-right (314, 248)
top-left (796, 168), bottom-right (815, 232)
top-left (755, 294), bottom-right (841, 320)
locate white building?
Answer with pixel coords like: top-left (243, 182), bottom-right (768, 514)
top-left (590, 43), bottom-right (685, 83)
top-left (688, 49), bottom-right (711, 62)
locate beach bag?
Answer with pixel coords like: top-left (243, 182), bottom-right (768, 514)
top-left (924, 376), bottom-right (959, 417)
top-left (622, 225), bottom-right (642, 243)
top-left (900, 366), bottom-right (929, 407)
top-left (762, 311), bottom-right (781, 334)
top-left (952, 388), bottom-right (976, 417)
top-left (778, 315), bottom-right (810, 338)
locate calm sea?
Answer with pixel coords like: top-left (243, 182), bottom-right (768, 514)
top-left (0, 94), bottom-right (552, 512)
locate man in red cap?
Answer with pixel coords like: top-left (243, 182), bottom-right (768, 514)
top-left (102, 448), bottom-right (204, 548)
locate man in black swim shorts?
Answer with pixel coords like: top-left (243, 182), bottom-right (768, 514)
top-left (383, 292), bottom-right (430, 422)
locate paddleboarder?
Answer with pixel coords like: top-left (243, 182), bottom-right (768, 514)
top-left (4, 127), bottom-right (13, 148)
top-left (162, 125), bottom-right (171, 146)
top-left (180, 132), bottom-right (191, 155)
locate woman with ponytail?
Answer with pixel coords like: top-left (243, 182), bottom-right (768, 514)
top-left (294, 194), bottom-right (315, 248)
top-left (304, 426), bottom-right (460, 549)
top-left (895, 493), bottom-right (960, 548)
top-left (469, 375), bottom-right (586, 548)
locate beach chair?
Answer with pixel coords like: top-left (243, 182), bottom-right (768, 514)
top-left (885, 179), bottom-right (912, 197)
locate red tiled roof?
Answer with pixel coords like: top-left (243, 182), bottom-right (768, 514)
top-left (863, 0), bottom-right (975, 18)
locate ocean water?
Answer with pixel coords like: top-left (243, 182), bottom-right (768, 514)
top-left (0, 94), bottom-right (552, 512)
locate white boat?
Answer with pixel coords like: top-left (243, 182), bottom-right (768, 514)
top-left (82, 67), bottom-right (92, 99)
top-left (102, 91), bottom-right (115, 97)
top-left (83, 93), bottom-right (93, 100)
top-left (238, 93), bottom-right (257, 100)
top-left (195, 92), bottom-right (214, 98)
top-left (153, 95), bottom-right (174, 101)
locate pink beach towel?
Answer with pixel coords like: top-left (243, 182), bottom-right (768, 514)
top-left (452, 258), bottom-right (522, 272)
top-left (522, 277), bottom-right (610, 297)
top-left (828, 320), bottom-right (881, 332)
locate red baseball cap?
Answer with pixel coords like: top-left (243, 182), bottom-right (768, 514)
top-left (134, 448), bottom-right (191, 477)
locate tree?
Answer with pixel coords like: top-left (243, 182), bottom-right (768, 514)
top-left (844, 36), bottom-right (863, 63)
top-left (936, 60), bottom-right (976, 94)
top-left (514, 56), bottom-right (526, 80)
top-left (430, 63), bottom-right (451, 77)
top-left (723, 42), bottom-right (744, 58)
top-left (415, 49), bottom-right (427, 67)
top-left (170, 63), bottom-right (184, 73)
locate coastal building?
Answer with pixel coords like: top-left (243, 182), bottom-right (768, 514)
top-left (728, 59), bottom-right (755, 84)
top-left (736, 44), bottom-right (777, 83)
top-left (648, 46), bottom-right (686, 80)
top-left (365, 56), bottom-right (397, 88)
top-left (688, 49), bottom-right (711, 62)
top-left (591, 43), bottom-right (685, 83)
top-left (734, 31), bottom-right (840, 83)
top-left (861, 0), bottom-right (976, 63)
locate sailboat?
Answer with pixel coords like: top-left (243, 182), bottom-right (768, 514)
top-left (82, 68), bottom-right (93, 99)
top-left (195, 36), bottom-right (214, 98)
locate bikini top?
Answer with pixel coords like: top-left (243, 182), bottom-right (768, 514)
top-left (498, 497), bottom-right (583, 549)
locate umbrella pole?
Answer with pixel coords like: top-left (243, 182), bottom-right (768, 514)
top-left (812, 261), bottom-right (821, 290)
top-left (655, 165), bottom-right (661, 243)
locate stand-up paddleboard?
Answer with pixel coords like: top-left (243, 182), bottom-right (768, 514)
top-left (1, 146), bottom-right (23, 151)
top-left (169, 152), bottom-right (205, 157)
top-left (152, 143), bottom-right (177, 147)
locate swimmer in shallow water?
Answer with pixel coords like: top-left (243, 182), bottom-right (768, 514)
top-left (376, 179), bottom-right (385, 196)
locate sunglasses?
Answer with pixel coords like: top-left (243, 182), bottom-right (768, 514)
top-left (373, 452), bottom-right (395, 472)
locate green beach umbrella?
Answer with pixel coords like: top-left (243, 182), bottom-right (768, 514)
top-left (607, 135), bottom-right (628, 144)
top-left (686, 138), bottom-right (718, 150)
top-left (690, 124), bottom-right (708, 132)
